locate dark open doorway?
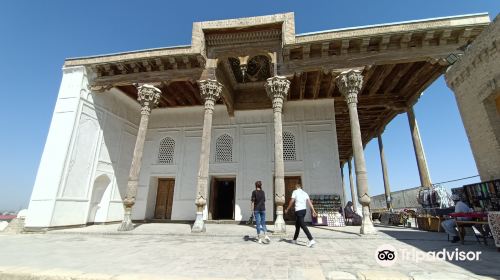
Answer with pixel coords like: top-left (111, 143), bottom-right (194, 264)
top-left (209, 178), bottom-right (235, 220)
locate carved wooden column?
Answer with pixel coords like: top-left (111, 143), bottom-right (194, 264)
top-left (378, 134), bottom-right (392, 209)
top-left (337, 70), bottom-right (376, 234)
top-left (192, 79), bottom-right (222, 233)
top-left (118, 84), bottom-right (161, 231)
top-left (348, 158), bottom-right (357, 212)
top-left (265, 76), bottom-right (290, 235)
top-left (407, 107), bottom-right (432, 188)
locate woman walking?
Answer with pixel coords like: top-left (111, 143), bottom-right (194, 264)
top-left (251, 181), bottom-right (270, 244)
top-left (285, 183), bottom-right (317, 247)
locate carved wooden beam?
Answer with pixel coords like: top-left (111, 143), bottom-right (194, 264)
top-left (186, 80), bottom-right (203, 105)
top-left (385, 63), bottom-right (414, 93)
top-left (379, 35), bottom-right (391, 51)
top-left (299, 72), bottom-right (307, 100)
top-left (155, 58), bottom-right (165, 71)
top-left (168, 57), bottom-right (178, 70)
top-left (103, 64), bottom-right (114, 75)
top-left (303, 44), bottom-right (311, 59)
top-left (160, 82), bottom-right (178, 106)
top-left (359, 65), bottom-right (375, 95)
top-left (183, 57), bottom-right (192, 69)
top-left (407, 65), bottom-right (445, 107)
top-left (398, 63), bottom-right (435, 97)
top-left (312, 71), bottom-right (322, 99)
top-left (360, 38), bottom-right (371, 53)
top-left (166, 82), bottom-right (188, 106)
top-left (91, 68), bottom-right (203, 87)
top-left (116, 64), bottom-right (129, 74)
top-left (321, 43), bottom-right (330, 57)
top-left (400, 33), bottom-right (412, 49)
top-left (439, 29), bottom-right (453, 46)
top-left (368, 64), bottom-right (396, 96)
top-left (281, 43), bottom-right (463, 75)
top-left (141, 60), bottom-right (152, 72)
top-left (340, 39), bottom-right (349, 55)
top-left (171, 82), bottom-right (197, 106)
top-left (130, 62), bottom-right (140, 73)
top-left (325, 72), bottom-right (339, 98)
top-left (215, 67), bottom-right (235, 117)
top-left (459, 28), bottom-right (473, 44)
top-left (422, 31), bottom-right (436, 47)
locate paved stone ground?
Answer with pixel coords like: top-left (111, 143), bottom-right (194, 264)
top-left (0, 223), bottom-right (499, 280)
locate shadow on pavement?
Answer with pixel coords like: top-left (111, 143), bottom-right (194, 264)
top-left (313, 226), bottom-right (362, 237)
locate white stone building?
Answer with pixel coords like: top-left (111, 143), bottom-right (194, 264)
top-left (25, 13), bottom-right (490, 232)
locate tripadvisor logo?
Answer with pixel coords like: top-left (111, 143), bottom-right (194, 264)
top-left (375, 244), bottom-right (397, 267)
top-left (375, 244), bottom-right (482, 266)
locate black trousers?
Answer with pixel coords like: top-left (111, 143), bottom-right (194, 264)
top-left (293, 209), bottom-right (313, 241)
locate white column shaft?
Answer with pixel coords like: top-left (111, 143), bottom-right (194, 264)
top-left (378, 135), bottom-right (392, 209)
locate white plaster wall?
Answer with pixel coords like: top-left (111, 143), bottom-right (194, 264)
top-left (27, 69), bottom-right (342, 228)
top-left (26, 66), bottom-right (88, 228)
top-left (26, 65), bottom-right (140, 228)
top-left (137, 99), bottom-right (343, 223)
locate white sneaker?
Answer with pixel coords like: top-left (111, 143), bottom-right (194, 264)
top-left (291, 239), bottom-right (297, 245)
top-left (264, 235), bottom-right (271, 242)
top-left (307, 240), bottom-right (316, 247)
top-left (258, 238), bottom-right (263, 244)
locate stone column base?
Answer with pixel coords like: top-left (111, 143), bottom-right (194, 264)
top-left (117, 207), bottom-right (134, 231)
top-left (273, 211), bottom-right (286, 235)
top-left (191, 212), bottom-right (206, 233)
top-left (360, 206), bottom-right (377, 235)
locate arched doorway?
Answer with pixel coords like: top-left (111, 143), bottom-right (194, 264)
top-left (87, 174), bottom-right (111, 223)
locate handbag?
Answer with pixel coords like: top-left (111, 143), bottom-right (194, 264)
top-left (246, 212), bottom-right (254, 225)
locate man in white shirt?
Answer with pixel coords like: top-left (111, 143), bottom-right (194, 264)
top-left (285, 183), bottom-right (317, 247)
top-left (441, 194), bottom-right (472, 243)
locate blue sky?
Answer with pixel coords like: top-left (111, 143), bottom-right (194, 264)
top-left (0, 1), bottom-right (498, 211)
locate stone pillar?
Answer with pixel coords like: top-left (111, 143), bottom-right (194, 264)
top-left (265, 76), bottom-right (290, 235)
top-left (407, 107), bottom-right (432, 188)
top-left (377, 134), bottom-right (392, 209)
top-left (192, 79), bottom-right (222, 233)
top-left (348, 159), bottom-right (357, 212)
top-left (340, 165), bottom-right (347, 208)
top-left (337, 70), bottom-right (376, 234)
top-left (118, 84), bottom-right (161, 231)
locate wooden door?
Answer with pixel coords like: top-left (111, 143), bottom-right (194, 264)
top-left (284, 176), bottom-right (302, 221)
top-left (154, 179), bottom-right (175, 220)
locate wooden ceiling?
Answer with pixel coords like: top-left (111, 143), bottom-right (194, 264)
top-left (116, 60), bottom-right (445, 164)
top-left (117, 81), bottom-right (222, 108)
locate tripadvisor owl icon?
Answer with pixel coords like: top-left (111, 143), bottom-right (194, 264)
top-left (375, 244), bottom-right (397, 267)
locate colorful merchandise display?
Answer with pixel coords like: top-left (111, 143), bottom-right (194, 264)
top-left (463, 179), bottom-right (500, 211)
top-left (310, 194), bottom-right (345, 227)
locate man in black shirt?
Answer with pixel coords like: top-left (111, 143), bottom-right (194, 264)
top-left (251, 181), bottom-right (270, 244)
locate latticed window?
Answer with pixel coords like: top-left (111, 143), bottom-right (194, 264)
top-left (215, 134), bottom-right (233, 162)
top-left (283, 131), bottom-right (297, 161)
top-left (158, 137), bottom-right (175, 164)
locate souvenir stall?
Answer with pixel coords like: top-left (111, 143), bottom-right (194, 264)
top-left (452, 179), bottom-right (500, 249)
top-left (416, 184), bottom-right (454, 232)
top-left (310, 194), bottom-right (345, 227)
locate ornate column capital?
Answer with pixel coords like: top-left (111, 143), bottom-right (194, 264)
top-left (265, 76), bottom-right (290, 112)
top-left (337, 70), bottom-right (363, 105)
top-left (137, 84), bottom-right (161, 115)
top-left (198, 79), bottom-right (222, 111)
